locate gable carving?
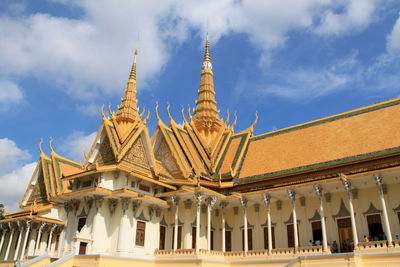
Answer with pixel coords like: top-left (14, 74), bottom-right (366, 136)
top-left (96, 135), bottom-right (116, 166)
top-left (155, 139), bottom-right (179, 175)
top-left (121, 136), bottom-right (150, 170)
top-left (27, 174), bottom-right (48, 205)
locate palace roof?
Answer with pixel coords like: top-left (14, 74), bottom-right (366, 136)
top-left (13, 36), bottom-right (400, 214)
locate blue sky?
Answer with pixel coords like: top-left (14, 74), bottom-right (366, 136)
top-left (0, 0), bottom-right (400, 211)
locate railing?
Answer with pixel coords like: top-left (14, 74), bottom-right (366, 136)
top-left (358, 241), bottom-right (388, 249)
top-left (270, 248), bottom-right (295, 255)
top-left (298, 246), bottom-right (324, 254)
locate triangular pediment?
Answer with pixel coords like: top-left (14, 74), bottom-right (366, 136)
top-left (96, 134), bottom-right (117, 167)
top-left (22, 160), bottom-right (50, 207)
top-left (120, 133), bottom-right (151, 173)
top-left (154, 137), bottom-right (181, 178)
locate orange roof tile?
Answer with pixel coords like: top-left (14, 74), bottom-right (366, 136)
top-left (238, 98), bottom-right (400, 181)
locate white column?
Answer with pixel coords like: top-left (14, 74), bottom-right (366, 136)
top-left (206, 196), bottom-right (217, 252)
top-left (34, 222), bottom-right (46, 255)
top-left (342, 179), bottom-right (358, 247)
top-left (0, 226), bottom-right (7, 259)
top-left (263, 194), bottom-right (272, 253)
top-left (90, 196), bottom-right (104, 254)
top-left (47, 224), bottom-right (57, 254)
top-left (194, 192), bottom-right (203, 253)
top-left (14, 221), bottom-right (24, 260)
top-left (172, 196), bottom-right (180, 251)
top-left (20, 220), bottom-right (31, 261)
top-left (117, 198), bottom-right (130, 254)
top-left (288, 190), bottom-right (299, 251)
top-left (4, 223), bottom-right (15, 261)
top-left (314, 186), bottom-right (328, 251)
top-left (220, 202), bottom-right (228, 252)
top-left (240, 198), bottom-right (248, 253)
top-left (375, 175), bottom-right (393, 245)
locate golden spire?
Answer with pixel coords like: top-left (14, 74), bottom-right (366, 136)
top-left (192, 32), bottom-right (224, 146)
top-left (116, 45), bottom-right (139, 123)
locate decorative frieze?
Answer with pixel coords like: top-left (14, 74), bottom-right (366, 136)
top-left (184, 199), bottom-right (192, 209)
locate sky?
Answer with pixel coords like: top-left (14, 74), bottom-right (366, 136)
top-left (0, 0), bottom-right (400, 212)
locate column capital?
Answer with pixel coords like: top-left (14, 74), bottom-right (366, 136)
top-left (120, 197), bottom-right (130, 215)
top-left (171, 196), bottom-right (180, 207)
top-left (375, 174), bottom-right (384, 193)
top-left (17, 220), bottom-right (24, 230)
top-left (194, 192), bottom-right (203, 206)
top-left (25, 219), bottom-right (32, 229)
top-left (108, 199), bottom-right (118, 217)
top-left (39, 222), bottom-right (46, 233)
top-left (240, 198), bottom-right (248, 209)
top-left (314, 185), bottom-right (323, 199)
top-left (206, 196), bottom-right (217, 210)
top-left (83, 196), bottom-right (94, 211)
top-left (288, 189), bottom-right (296, 202)
top-left (50, 224), bottom-right (57, 233)
top-left (263, 194), bottom-right (271, 205)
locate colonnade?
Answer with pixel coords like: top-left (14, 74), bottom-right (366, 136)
top-left (167, 174), bottom-right (394, 253)
top-left (0, 220), bottom-right (62, 261)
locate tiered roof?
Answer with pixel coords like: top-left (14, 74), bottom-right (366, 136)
top-left (10, 35), bottom-right (400, 216)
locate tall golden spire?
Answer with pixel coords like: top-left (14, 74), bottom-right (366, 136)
top-left (116, 46), bottom-right (139, 123)
top-left (192, 33), bottom-right (224, 144)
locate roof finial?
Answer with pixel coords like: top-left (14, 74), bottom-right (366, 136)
top-left (130, 42), bottom-right (138, 81)
top-left (203, 31), bottom-right (211, 66)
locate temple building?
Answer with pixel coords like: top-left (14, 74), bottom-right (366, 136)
top-left (0, 35), bottom-right (400, 267)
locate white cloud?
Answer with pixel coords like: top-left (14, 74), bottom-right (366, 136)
top-left (0, 138), bottom-right (31, 175)
top-left (0, 138), bottom-right (34, 212)
top-left (0, 162), bottom-right (36, 212)
top-left (0, 79), bottom-right (23, 110)
top-left (58, 131), bottom-right (97, 163)
top-left (255, 52), bottom-right (359, 99)
top-left (387, 12), bottom-right (400, 55)
top-left (315, 0), bottom-right (377, 35)
top-left (0, 0), bottom-right (384, 104)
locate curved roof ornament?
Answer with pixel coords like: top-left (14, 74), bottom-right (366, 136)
top-left (108, 104), bottom-right (113, 117)
top-left (39, 138), bottom-right (44, 155)
top-left (143, 110), bottom-right (150, 125)
top-left (84, 146), bottom-right (88, 162)
top-left (224, 109), bottom-right (230, 126)
top-left (231, 111), bottom-right (237, 130)
top-left (101, 104), bottom-right (106, 119)
top-left (181, 105), bottom-right (188, 124)
top-left (49, 137), bottom-right (54, 153)
top-left (251, 111), bottom-right (258, 130)
top-left (166, 102), bottom-right (173, 124)
top-left (139, 107), bottom-right (146, 120)
top-left (155, 102), bottom-right (161, 122)
top-left (187, 104), bottom-right (193, 121)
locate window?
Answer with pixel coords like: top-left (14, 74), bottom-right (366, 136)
top-left (241, 228), bottom-right (253, 250)
top-left (136, 221), bottom-right (146, 246)
top-left (263, 226), bottom-right (276, 249)
top-left (225, 231), bottom-right (232, 251)
top-left (82, 180), bottom-right (92, 187)
top-left (77, 217), bottom-right (87, 232)
top-left (287, 224), bottom-right (300, 248)
top-left (159, 226), bottom-right (166, 250)
top-left (191, 227), bottom-right (196, 249)
top-left (367, 214), bottom-right (383, 240)
top-left (131, 181), bottom-right (136, 188)
top-left (311, 221), bottom-right (322, 244)
top-left (139, 184), bottom-right (150, 192)
top-left (171, 226), bottom-right (182, 249)
top-left (154, 188), bottom-right (158, 195)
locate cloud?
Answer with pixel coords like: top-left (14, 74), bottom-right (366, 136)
top-left (0, 162), bottom-right (36, 212)
top-left (0, 0), bottom-right (385, 106)
top-left (0, 138), bottom-right (34, 211)
top-left (0, 79), bottom-right (23, 110)
top-left (386, 12), bottom-right (400, 56)
top-left (58, 131), bottom-right (97, 163)
top-left (315, 0), bottom-right (377, 35)
top-left (255, 52), bottom-right (359, 99)
top-left (0, 138), bottom-right (31, 175)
